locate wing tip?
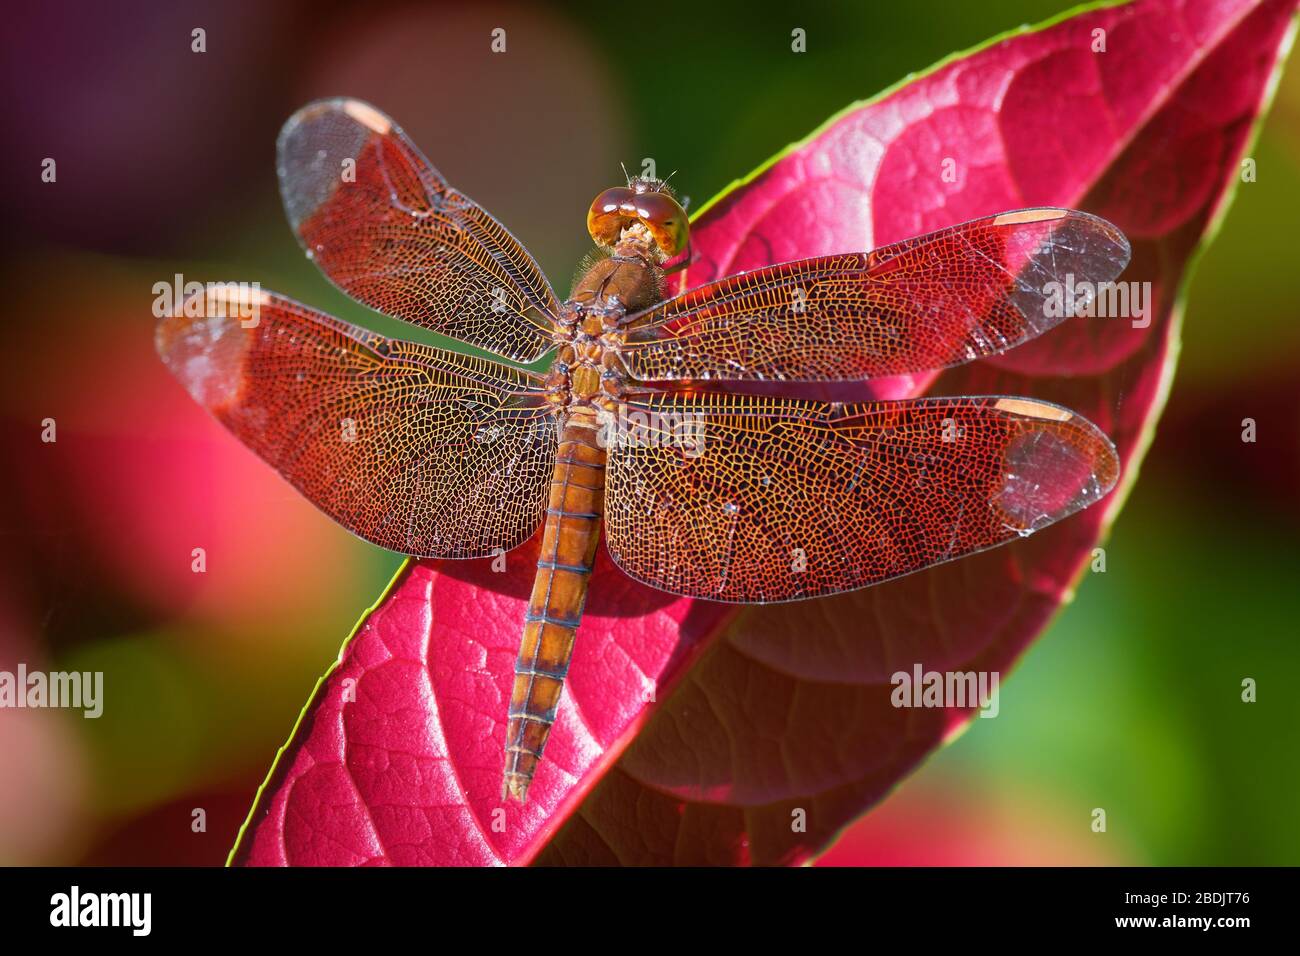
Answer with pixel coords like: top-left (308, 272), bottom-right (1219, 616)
top-left (994, 399), bottom-right (1121, 531)
top-left (1067, 208), bottom-right (1132, 273)
top-left (155, 285), bottom-right (261, 410)
top-left (276, 97), bottom-right (394, 232)
top-left (995, 206), bottom-right (1132, 275)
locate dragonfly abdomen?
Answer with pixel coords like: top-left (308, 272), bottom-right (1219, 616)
top-left (503, 408), bottom-right (607, 802)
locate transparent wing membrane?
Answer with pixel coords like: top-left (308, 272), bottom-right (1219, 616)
top-left (278, 98), bottom-right (560, 363)
top-left (156, 287), bottom-right (555, 557)
top-left (603, 392), bottom-right (1119, 602)
top-left (622, 209), bottom-right (1130, 382)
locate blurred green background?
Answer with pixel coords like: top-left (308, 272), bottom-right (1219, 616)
top-left (0, 0), bottom-right (1296, 865)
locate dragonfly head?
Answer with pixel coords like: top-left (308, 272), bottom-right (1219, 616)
top-left (587, 180), bottom-right (689, 262)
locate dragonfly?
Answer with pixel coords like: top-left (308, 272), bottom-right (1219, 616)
top-left (157, 99), bottom-right (1130, 803)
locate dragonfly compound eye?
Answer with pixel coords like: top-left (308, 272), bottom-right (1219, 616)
top-left (633, 191), bottom-right (689, 259)
top-left (587, 186), bottom-right (636, 248)
top-left (586, 187), bottom-right (689, 258)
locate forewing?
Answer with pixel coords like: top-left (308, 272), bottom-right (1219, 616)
top-left (278, 98), bottom-right (560, 362)
top-left (603, 392), bottom-right (1118, 602)
top-left (621, 209), bottom-right (1130, 382)
top-left (156, 286), bottom-right (556, 558)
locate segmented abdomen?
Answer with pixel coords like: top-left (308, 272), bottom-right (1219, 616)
top-left (502, 410), bottom-right (605, 802)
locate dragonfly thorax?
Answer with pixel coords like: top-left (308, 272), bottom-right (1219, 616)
top-left (546, 304), bottom-right (630, 409)
top-left (548, 213), bottom-right (668, 412)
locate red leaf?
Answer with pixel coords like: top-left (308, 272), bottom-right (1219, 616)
top-left (231, 0), bottom-right (1298, 866)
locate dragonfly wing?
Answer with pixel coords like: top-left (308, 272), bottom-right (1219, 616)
top-left (621, 209), bottom-right (1130, 382)
top-left (156, 286), bottom-right (556, 558)
top-left (278, 98), bottom-right (560, 363)
top-left (603, 392), bottom-right (1118, 602)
